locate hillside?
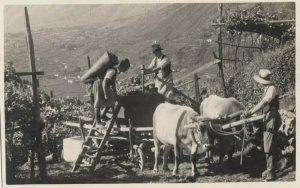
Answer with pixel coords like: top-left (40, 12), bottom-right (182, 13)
top-left (4, 3), bottom-right (292, 98)
top-left (4, 3), bottom-right (221, 98)
top-left (4, 4), bottom-right (169, 33)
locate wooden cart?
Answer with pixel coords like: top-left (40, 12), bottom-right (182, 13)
top-left (65, 93), bottom-right (164, 173)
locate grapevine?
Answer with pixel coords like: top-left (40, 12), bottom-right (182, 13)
top-left (223, 4), bottom-right (295, 42)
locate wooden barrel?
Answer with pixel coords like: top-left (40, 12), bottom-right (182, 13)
top-left (81, 51), bottom-right (119, 82)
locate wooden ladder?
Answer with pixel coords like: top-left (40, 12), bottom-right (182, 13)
top-left (72, 102), bottom-right (122, 172)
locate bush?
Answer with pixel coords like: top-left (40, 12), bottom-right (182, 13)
top-left (5, 62), bottom-right (93, 167)
top-left (223, 4), bottom-right (295, 42)
top-left (226, 43), bottom-right (295, 108)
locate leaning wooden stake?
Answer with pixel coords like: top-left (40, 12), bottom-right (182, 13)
top-left (141, 65), bottom-right (145, 93)
top-left (217, 3), bottom-right (227, 97)
top-left (24, 7), bottom-right (47, 180)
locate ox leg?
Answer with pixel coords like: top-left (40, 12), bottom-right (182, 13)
top-left (227, 146), bottom-right (234, 167)
top-left (173, 144), bottom-right (180, 176)
top-left (153, 140), bottom-right (161, 173)
top-left (219, 152), bottom-right (225, 164)
top-left (163, 145), bottom-right (171, 171)
top-left (190, 143), bottom-right (199, 176)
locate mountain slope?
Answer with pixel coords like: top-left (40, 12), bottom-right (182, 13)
top-left (4, 4), bottom-right (169, 33)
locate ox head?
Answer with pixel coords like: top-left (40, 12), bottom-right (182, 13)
top-left (185, 116), bottom-right (214, 151)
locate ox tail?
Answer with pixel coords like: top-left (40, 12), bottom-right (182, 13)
top-left (175, 110), bottom-right (188, 140)
top-left (153, 109), bottom-right (157, 139)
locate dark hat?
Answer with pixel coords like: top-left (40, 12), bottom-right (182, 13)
top-left (152, 43), bottom-right (163, 53)
top-left (119, 58), bottom-right (130, 72)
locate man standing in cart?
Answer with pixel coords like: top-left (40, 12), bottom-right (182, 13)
top-left (242, 69), bottom-right (281, 181)
top-left (144, 42), bottom-right (175, 102)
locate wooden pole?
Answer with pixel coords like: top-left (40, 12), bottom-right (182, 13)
top-left (87, 55), bottom-right (91, 68)
top-left (24, 7), bottom-right (47, 180)
top-left (222, 115), bottom-right (265, 130)
top-left (173, 88), bottom-right (199, 106)
top-left (141, 65), bottom-right (145, 93)
top-left (194, 73), bottom-right (200, 103)
top-left (49, 90), bottom-right (53, 98)
top-left (128, 119), bottom-right (134, 160)
top-left (218, 3), bottom-right (227, 97)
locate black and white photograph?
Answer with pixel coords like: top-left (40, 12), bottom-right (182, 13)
top-left (1, 0), bottom-right (297, 186)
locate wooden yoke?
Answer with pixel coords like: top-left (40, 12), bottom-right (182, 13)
top-left (222, 115), bottom-right (265, 130)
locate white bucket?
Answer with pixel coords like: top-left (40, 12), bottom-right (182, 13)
top-left (63, 136), bottom-right (83, 162)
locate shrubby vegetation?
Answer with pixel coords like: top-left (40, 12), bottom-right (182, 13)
top-left (4, 4), bottom-right (295, 183)
top-left (5, 63), bottom-right (92, 167)
top-left (226, 43), bottom-right (295, 108)
top-left (223, 4), bottom-right (295, 42)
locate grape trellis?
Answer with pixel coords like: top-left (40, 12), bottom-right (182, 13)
top-left (212, 3), bottom-right (295, 96)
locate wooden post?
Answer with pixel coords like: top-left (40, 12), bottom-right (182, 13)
top-left (49, 90), bottom-right (53, 98)
top-left (141, 65), bottom-right (145, 93)
top-left (128, 119), bottom-right (134, 161)
top-left (217, 3), bottom-right (227, 97)
top-left (24, 7), bottom-right (47, 180)
top-left (194, 73), bottom-right (200, 103)
top-left (87, 55), bottom-right (91, 69)
top-left (8, 121), bottom-right (16, 182)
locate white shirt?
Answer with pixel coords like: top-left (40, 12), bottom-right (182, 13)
top-left (148, 55), bottom-right (174, 99)
top-left (148, 55), bottom-right (171, 79)
top-left (262, 85), bottom-right (279, 103)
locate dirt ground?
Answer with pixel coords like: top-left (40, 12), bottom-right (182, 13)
top-left (12, 152), bottom-right (295, 184)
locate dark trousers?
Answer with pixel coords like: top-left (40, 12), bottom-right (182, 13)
top-left (266, 153), bottom-right (275, 172)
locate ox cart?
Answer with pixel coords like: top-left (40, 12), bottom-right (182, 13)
top-left (64, 93), bottom-right (164, 172)
top-left (65, 93), bottom-right (266, 173)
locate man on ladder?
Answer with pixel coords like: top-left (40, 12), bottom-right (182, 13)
top-left (92, 58), bottom-right (130, 128)
top-left (82, 51), bottom-right (130, 128)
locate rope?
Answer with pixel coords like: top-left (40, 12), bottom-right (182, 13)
top-left (240, 121), bottom-right (247, 165)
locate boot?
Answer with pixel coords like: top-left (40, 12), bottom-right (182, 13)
top-left (261, 169), bottom-right (271, 178)
top-left (265, 172), bottom-right (276, 181)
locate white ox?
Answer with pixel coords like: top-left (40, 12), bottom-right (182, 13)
top-left (153, 103), bottom-right (211, 176)
top-left (200, 95), bottom-right (246, 164)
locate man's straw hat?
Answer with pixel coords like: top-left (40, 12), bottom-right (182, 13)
top-left (253, 69), bottom-right (272, 85)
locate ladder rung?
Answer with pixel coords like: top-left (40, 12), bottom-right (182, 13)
top-left (109, 136), bottom-right (128, 141)
top-left (91, 127), bottom-right (109, 134)
top-left (80, 154), bottom-right (96, 158)
top-left (79, 163), bottom-right (92, 167)
top-left (87, 136), bottom-right (103, 140)
top-left (83, 145), bottom-right (100, 150)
